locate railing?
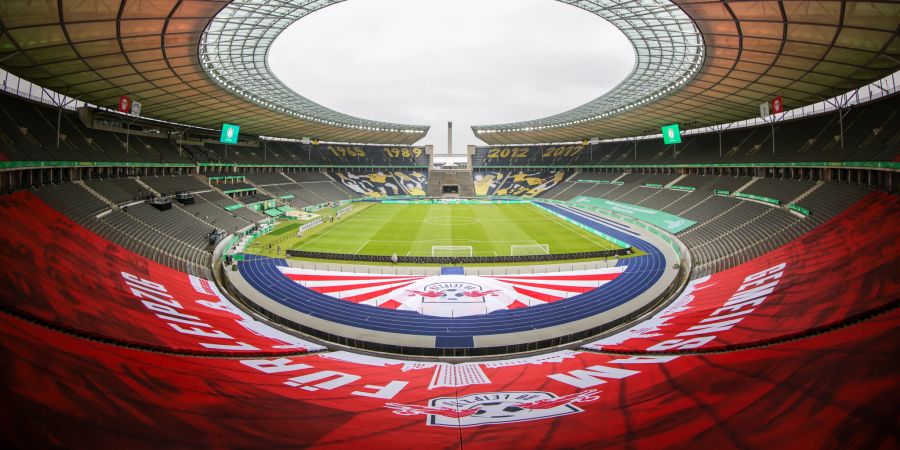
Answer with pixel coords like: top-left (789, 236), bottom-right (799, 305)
top-left (286, 248), bottom-right (633, 265)
top-left (474, 161), bottom-right (900, 171)
top-left (0, 160), bottom-right (430, 170)
top-left (734, 192), bottom-right (781, 205)
top-left (2, 160), bottom-right (897, 172)
top-left (788, 204), bottom-right (811, 216)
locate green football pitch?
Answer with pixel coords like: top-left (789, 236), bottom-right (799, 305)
top-left (258, 202), bottom-right (623, 258)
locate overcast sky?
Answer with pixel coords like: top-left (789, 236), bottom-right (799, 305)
top-left (269, 0), bottom-right (635, 154)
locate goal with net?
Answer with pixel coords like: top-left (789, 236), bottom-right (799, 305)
top-left (510, 243), bottom-right (550, 256)
top-left (431, 245), bottom-right (474, 257)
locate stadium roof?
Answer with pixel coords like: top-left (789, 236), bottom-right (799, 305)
top-left (0, 1), bottom-right (897, 145)
top-left (474, 0), bottom-right (900, 144)
top-left (0, 0), bottom-right (428, 145)
top-left (199, 0), bottom-right (430, 141)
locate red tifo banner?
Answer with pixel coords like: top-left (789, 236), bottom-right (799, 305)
top-left (0, 190), bottom-right (897, 448)
top-left (0, 191), bottom-right (322, 353)
top-left (0, 308), bottom-right (895, 448)
top-left (584, 192), bottom-right (900, 352)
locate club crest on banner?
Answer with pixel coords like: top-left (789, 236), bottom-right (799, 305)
top-left (401, 277), bottom-right (513, 316)
top-left (385, 390), bottom-right (599, 427)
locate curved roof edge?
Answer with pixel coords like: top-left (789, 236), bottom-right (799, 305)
top-left (474, 0), bottom-right (900, 145)
top-left (200, 0), bottom-right (429, 137)
top-left (473, 0), bottom-right (705, 135)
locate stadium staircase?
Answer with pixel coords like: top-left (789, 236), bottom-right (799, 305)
top-left (75, 180), bottom-right (116, 209)
top-left (134, 178), bottom-right (161, 197)
top-left (676, 195), bottom-right (733, 220)
top-left (633, 187), bottom-right (666, 206)
top-left (545, 181), bottom-right (579, 200)
top-left (731, 177), bottom-right (760, 194)
top-left (790, 181), bottom-right (824, 204)
top-left (610, 173), bottom-right (628, 183)
top-left (665, 174), bottom-right (688, 187)
top-left (192, 173), bottom-right (211, 188)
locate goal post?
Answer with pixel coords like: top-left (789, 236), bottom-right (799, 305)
top-left (431, 245), bottom-right (473, 257)
top-left (510, 243), bottom-right (550, 256)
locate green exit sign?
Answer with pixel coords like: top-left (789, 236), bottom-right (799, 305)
top-left (661, 123), bottom-right (681, 144)
top-left (220, 123), bottom-right (240, 144)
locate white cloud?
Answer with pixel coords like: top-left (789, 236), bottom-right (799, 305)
top-left (269, 0), bottom-right (634, 154)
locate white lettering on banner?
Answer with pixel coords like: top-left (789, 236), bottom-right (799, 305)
top-left (141, 300), bottom-right (201, 321)
top-left (674, 263), bottom-right (786, 339)
top-left (700, 309), bottom-right (754, 322)
top-left (353, 381), bottom-right (409, 399)
top-left (548, 365), bottom-right (639, 389)
top-left (676, 317), bottom-right (746, 337)
top-left (285, 371), bottom-right (361, 391)
top-left (241, 357), bottom-right (407, 399)
top-left (120, 272), bottom-right (260, 351)
top-left (606, 263), bottom-right (786, 355)
top-left (241, 358), bottom-right (312, 374)
top-left (128, 286), bottom-right (181, 308)
top-left (122, 272), bottom-right (166, 291)
top-left (608, 355), bottom-right (680, 364)
top-left (723, 282), bottom-right (779, 308)
top-left (548, 263), bottom-right (788, 390)
top-left (168, 324), bottom-right (233, 339)
top-left (156, 314), bottom-right (212, 328)
top-left (231, 265), bottom-right (790, 407)
top-left (646, 336), bottom-right (716, 352)
top-left (201, 341), bottom-right (260, 351)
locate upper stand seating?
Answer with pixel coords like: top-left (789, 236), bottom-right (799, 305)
top-left (32, 178), bottom-right (271, 277)
top-left (246, 172), bottom-right (292, 186)
top-left (741, 178), bottom-right (817, 204)
top-left (280, 172), bottom-right (357, 202)
top-left (332, 170), bottom-right (428, 197)
top-left (141, 175), bottom-right (210, 195)
top-left (474, 169), bottom-right (570, 197)
top-left (33, 183), bottom-right (108, 222)
top-left (0, 91), bottom-right (197, 163)
top-left (473, 144), bottom-right (591, 166)
top-left (216, 182), bottom-right (255, 192)
top-left (473, 93), bottom-right (900, 167)
top-left (284, 172), bottom-right (332, 182)
top-left (84, 177), bottom-right (148, 204)
top-left (227, 142), bottom-right (428, 166)
top-left (0, 88), bottom-right (896, 167)
top-left (232, 171), bottom-right (351, 209)
top-left (603, 173), bottom-right (683, 205)
top-left (303, 144), bottom-right (428, 166)
top-left (199, 190), bottom-right (267, 223)
top-left (502, 172), bottom-right (872, 275)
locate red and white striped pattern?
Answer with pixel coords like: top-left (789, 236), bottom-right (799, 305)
top-left (485, 270), bottom-right (624, 308)
top-left (278, 266), bottom-right (625, 317)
